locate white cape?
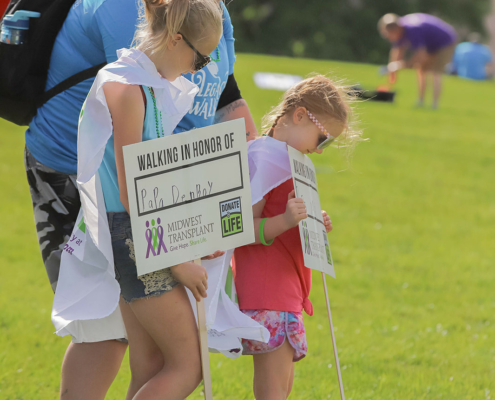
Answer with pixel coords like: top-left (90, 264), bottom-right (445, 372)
top-left (247, 136), bottom-right (292, 205)
top-left (51, 48), bottom-right (269, 355)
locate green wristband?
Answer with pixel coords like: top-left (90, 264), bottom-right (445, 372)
top-left (259, 218), bottom-right (274, 246)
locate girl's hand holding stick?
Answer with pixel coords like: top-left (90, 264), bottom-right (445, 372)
top-left (283, 190), bottom-right (308, 228)
top-left (171, 262), bottom-right (208, 302)
top-left (170, 250), bottom-right (225, 302)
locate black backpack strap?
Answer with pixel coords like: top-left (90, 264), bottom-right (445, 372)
top-left (40, 62), bottom-right (107, 106)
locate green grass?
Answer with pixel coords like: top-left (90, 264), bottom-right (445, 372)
top-left (1, 53), bottom-right (495, 399)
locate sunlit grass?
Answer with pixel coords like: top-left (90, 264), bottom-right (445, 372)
top-left (1, 53), bottom-right (494, 399)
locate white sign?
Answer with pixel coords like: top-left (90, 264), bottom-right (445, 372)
top-left (287, 146), bottom-right (335, 277)
top-left (123, 119), bottom-right (255, 276)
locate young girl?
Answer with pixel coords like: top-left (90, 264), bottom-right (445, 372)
top-left (76, 0), bottom-right (223, 399)
top-left (233, 75), bottom-right (361, 400)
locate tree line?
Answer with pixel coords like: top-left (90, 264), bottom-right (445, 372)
top-left (226, 0), bottom-right (491, 63)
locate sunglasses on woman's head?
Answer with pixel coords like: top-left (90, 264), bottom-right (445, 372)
top-left (307, 110), bottom-right (335, 150)
top-left (179, 32), bottom-right (211, 72)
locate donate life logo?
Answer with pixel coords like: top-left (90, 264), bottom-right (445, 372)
top-left (145, 218), bottom-right (168, 258)
top-left (219, 197), bottom-right (243, 238)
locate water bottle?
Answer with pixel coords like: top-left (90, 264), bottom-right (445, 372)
top-left (1, 10), bottom-right (40, 45)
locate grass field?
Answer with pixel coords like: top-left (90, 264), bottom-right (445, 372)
top-left (1, 53), bottom-right (494, 399)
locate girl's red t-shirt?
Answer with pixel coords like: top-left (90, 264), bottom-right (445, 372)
top-left (233, 179), bottom-right (313, 315)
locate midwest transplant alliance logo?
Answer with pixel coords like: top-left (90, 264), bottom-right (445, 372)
top-left (219, 197), bottom-right (243, 238)
top-left (145, 218), bottom-right (168, 258)
top-left (302, 220), bottom-right (312, 255)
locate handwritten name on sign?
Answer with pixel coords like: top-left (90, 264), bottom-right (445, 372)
top-left (123, 119), bottom-right (254, 276)
top-left (287, 146), bottom-right (335, 278)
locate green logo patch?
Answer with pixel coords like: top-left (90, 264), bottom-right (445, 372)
top-left (77, 217), bottom-right (86, 233)
top-left (323, 230), bottom-right (333, 265)
top-left (219, 197), bottom-right (243, 238)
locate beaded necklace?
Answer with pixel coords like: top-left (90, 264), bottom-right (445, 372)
top-left (147, 87), bottom-right (165, 138)
top-left (146, 45), bottom-right (219, 138)
top-left (211, 46), bottom-right (220, 62)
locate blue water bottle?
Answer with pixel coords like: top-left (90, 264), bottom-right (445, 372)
top-left (1, 10), bottom-right (40, 45)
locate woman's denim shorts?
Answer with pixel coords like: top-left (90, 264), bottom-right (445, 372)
top-left (107, 212), bottom-right (179, 303)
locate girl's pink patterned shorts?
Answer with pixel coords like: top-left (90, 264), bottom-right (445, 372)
top-left (241, 309), bottom-right (307, 362)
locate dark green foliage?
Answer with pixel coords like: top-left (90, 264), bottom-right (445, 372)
top-left (225, 0), bottom-right (491, 63)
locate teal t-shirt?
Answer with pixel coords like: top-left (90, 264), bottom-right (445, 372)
top-left (26, 0), bottom-right (139, 174)
top-left (99, 86), bottom-right (157, 212)
top-left (25, 0), bottom-right (235, 174)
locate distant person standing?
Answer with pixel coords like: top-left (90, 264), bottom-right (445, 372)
top-left (378, 13), bottom-right (457, 109)
top-left (452, 33), bottom-right (493, 80)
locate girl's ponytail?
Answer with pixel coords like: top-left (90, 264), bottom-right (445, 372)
top-left (143, 0), bottom-right (191, 45)
top-left (163, 0), bottom-right (190, 44)
top-left (134, 0), bottom-right (222, 55)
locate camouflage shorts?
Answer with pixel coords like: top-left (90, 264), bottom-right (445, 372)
top-left (24, 147), bottom-right (80, 292)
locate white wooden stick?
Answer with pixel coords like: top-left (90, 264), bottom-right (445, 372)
top-left (322, 272), bottom-right (345, 400)
top-left (195, 258), bottom-right (213, 400)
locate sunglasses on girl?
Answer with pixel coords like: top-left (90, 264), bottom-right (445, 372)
top-left (179, 32), bottom-right (211, 72)
top-left (307, 110), bottom-right (335, 150)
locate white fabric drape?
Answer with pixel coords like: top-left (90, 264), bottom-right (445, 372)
top-left (52, 48), bottom-right (269, 353)
top-left (247, 136), bottom-right (292, 205)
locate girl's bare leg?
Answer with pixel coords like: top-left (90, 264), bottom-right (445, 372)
top-left (122, 285), bottom-right (202, 400)
top-left (253, 339), bottom-right (295, 400)
top-left (286, 363), bottom-right (295, 398)
top-left (119, 299), bottom-right (164, 400)
top-left (60, 340), bottom-right (127, 399)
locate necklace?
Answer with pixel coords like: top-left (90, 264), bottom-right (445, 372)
top-left (211, 46), bottom-right (220, 62)
top-left (147, 87), bottom-right (165, 138)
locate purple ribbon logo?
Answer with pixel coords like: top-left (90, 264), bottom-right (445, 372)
top-left (302, 220), bottom-right (312, 256)
top-left (145, 218), bottom-right (168, 258)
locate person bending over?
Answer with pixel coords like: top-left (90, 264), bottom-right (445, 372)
top-left (379, 13), bottom-right (457, 109)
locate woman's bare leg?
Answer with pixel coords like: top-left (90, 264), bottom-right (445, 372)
top-left (253, 339), bottom-right (295, 400)
top-left (122, 285), bottom-right (202, 400)
top-left (60, 340), bottom-right (127, 399)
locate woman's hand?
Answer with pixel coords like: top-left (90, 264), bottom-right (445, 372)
top-left (201, 250), bottom-right (225, 260)
top-left (283, 190), bottom-right (307, 229)
top-left (171, 262), bottom-right (208, 302)
top-left (322, 210), bottom-right (333, 233)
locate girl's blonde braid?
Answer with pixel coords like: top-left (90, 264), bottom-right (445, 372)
top-left (267, 113), bottom-right (283, 136)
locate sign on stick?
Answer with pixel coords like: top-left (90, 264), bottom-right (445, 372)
top-left (287, 145), bottom-right (335, 277)
top-left (123, 119), bottom-right (255, 276)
